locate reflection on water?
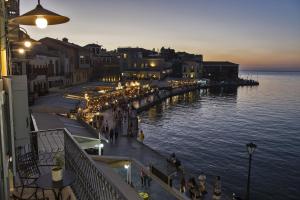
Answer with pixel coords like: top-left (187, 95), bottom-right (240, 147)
top-left (139, 72), bottom-right (300, 200)
top-left (147, 91), bottom-right (202, 121)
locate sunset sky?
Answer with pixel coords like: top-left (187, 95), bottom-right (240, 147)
top-left (21, 0), bottom-right (300, 70)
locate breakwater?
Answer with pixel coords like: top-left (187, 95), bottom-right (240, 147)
top-left (133, 79), bottom-right (258, 113)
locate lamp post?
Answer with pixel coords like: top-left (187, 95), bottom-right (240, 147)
top-left (124, 163), bottom-right (131, 184)
top-left (246, 142), bottom-right (257, 200)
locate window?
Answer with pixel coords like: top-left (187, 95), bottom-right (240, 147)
top-left (80, 56), bottom-right (84, 64)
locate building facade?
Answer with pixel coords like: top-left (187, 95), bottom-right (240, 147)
top-left (85, 44), bottom-right (120, 82)
top-left (202, 61), bottom-right (239, 82)
top-left (40, 37), bottom-right (91, 85)
top-left (182, 61), bottom-right (201, 79)
top-left (118, 48), bottom-right (172, 80)
top-left (11, 42), bottom-right (67, 103)
top-left (163, 51), bottom-right (203, 79)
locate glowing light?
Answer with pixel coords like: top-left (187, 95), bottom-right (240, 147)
top-left (35, 17), bottom-right (48, 29)
top-left (150, 62), bottom-right (156, 67)
top-left (124, 164), bottom-right (129, 169)
top-left (98, 90), bottom-right (106, 94)
top-left (18, 48), bottom-right (25, 54)
top-left (24, 41), bottom-right (32, 48)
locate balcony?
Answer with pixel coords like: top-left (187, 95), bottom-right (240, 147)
top-left (12, 129), bottom-right (140, 200)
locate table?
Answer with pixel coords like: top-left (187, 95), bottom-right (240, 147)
top-left (36, 170), bottom-right (75, 200)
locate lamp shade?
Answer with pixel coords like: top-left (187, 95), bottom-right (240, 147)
top-left (246, 142), bottom-right (257, 155)
top-left (10, 3), bottom-right (69, 26)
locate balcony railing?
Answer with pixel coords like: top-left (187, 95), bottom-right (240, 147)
top-left (29, 128), bottom-right (127, 200)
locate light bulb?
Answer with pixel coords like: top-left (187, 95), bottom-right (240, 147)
top-left (18, 48), bottom-right (25, 54)
top-left (24, 41), bottom-right (32, 48)
top-left (35, 17), bottom-right (48, 29)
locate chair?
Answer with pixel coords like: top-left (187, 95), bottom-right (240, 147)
top-left (14, 151), bottom-right (46, 200)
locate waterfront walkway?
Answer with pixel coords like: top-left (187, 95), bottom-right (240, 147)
top-left (31, 82), bottom-right (232, 200)
top-left (100, 109), bottom-right (230, 200)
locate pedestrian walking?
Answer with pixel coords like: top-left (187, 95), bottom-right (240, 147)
top-left (140, 168), bottom-right (146, 187)
top-left (109, 128), bottom-right (114, 143)
top-left (114, 129), bottom-right (119, 141)
top-left (139, 130), bottom-right (145, 143)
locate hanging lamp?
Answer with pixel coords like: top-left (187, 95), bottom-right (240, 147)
top-left (10, 0), bottom-right (70, 29)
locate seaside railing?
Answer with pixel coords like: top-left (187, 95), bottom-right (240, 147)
top-left (29, 128), bottom-right (127, 200)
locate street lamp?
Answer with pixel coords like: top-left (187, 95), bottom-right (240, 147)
top-left (124, 163), bottom-right (131, 184)
top-left (10, 0), bottom-right (70, 28)
top-left (246, 142), bottom-right (257, 200)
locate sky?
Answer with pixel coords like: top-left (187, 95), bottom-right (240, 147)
top-left (20, 0), bottom-right (300, 70)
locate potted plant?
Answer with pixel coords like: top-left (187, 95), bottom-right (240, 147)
top-left (52, 153), bottom-right (64, 182)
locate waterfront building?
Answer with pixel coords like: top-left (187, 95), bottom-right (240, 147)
top-left (40, 37), bottom-right (91, 85)
top-left (11, 32), bottom-right (69, 103)
top-left (85, 43), bottom-right (121, 82)
top-left (202, 61), bottom-right (239, 82)
top-left (118, 47), bottom-right (172, 80)
top-left (160, 47), bottom-right (177, 61)
top-left (182, 61), bottom-right (201, 79)
top-left (165, 51), bottom-right (203, 79)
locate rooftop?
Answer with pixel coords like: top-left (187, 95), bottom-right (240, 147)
top-left (203, 61), bottom-right (239, 66)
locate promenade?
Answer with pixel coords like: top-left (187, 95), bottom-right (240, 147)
top-left (30, 81), bottom-right (232, 200)
top-left (99, 109), bottom-right (230, 200)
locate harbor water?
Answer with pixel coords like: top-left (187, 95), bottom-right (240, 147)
top-left (139, 71), bottom-right (300, 200)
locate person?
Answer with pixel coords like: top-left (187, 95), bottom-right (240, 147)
top-left (174, 158), bottom-right (181, 170)
top-left (145, 166), bottom-right (151, 187)
top-left (170, 153), bottom-right (176, 164)
top-left (101, 126), bottom-right (106, 137)
top-left (212, 176), bottom-right (222, 200)
top-left (114, 129), bottom-right (119, 141)
top-left (169, 153), bottom-right (181, 170)
top-left (127, 124), bottom-right (131, 136)
top-left (198, 172), bottom-right (207, 194)
top-left (188, 178), bottom-right (196, 199)
top-left (140, 168), bottom-right (146, 187)
top-left (105, 120), bottom-right (109, 133)
top-left (180, 177), bottom-right (186, 193)
top-left (109, 128), bottom-right (114, 143)
top-left (139, 130), bottom-right (145, 143)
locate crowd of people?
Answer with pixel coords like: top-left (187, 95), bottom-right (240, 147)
top-left (85, 85), bottom-right (155, 114)
top-left (179, 173), bottom-right (222, 200)
top-left (100, 103), bottom-right (139, 143)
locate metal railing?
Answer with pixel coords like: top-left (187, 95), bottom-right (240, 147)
top-left (30, 128), bottom-right (127, 200)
